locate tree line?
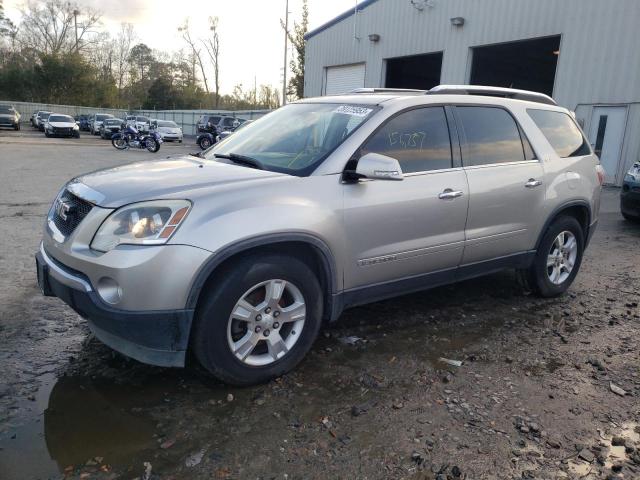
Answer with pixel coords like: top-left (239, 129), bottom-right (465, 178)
top-left (0, 0), bottom-right (307, 111)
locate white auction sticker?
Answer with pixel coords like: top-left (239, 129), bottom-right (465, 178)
top-left (333, 105), bottom-right (373, 117)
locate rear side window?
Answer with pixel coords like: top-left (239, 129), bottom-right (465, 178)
top-left (223, 117), bottom-right (236, 127)
top-left (360, 107), bottom-right (452, 174)
top-left (528, 109), bottom-right (591, 158)
top-left (457, 107), bottom-right (528, 166)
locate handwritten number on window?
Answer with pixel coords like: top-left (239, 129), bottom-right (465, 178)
top-left (388, 131), bottom-right (426, 150)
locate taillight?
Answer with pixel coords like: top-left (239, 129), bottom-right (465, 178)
top-left (595, 165), bottom-right (605, 186)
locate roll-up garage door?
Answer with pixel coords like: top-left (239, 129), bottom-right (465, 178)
top-left (324, 63), bottom-right (365, 95)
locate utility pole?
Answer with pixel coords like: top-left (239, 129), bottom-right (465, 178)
top-left (73, 9), bottom-right (80, 52)
top-left (282, 0), bottom-right (289, 105)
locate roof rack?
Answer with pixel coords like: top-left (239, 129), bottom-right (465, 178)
top-left (428, 85), bottom-right (557, 106)
top-left (349, 88), bottom-right (427, 95)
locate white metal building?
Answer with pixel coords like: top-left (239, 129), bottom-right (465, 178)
top-left (303, 0), bottom-right (640, 185)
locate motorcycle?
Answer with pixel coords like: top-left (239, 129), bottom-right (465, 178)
top-left (111, 124), bottom-right (162, 153)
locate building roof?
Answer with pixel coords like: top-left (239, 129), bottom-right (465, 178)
top-left (304, 0), bottom-right (380, 40)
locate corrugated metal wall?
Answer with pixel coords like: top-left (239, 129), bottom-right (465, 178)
top-left (4, 101), bottom-right (271, 135)
top-left (304, 0), bottom-right (640, 183)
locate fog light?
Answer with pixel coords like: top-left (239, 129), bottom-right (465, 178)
top-left (97, 277), bottom-right (122, 304)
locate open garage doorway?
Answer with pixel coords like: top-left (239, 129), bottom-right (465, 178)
top-left (385, 52), bottom-right (443, 90)
top-left (470, 36), bottom-right (561, 97)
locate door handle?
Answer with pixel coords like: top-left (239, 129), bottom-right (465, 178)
top-left (525, 178), bottom-right (543, 188)
top-left (438, 188), bottom-right (464, 200)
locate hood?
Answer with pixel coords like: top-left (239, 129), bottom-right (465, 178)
top-left (71, 156), bottom-right (286, 208)
top-left (49, 121), bottom-right (75, 128)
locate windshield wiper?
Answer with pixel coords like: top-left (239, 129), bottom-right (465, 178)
top-left (214, 153), bottom-right (264, 170)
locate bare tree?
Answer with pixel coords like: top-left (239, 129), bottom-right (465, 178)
top-left (16, 0), bottom-right (101, 55)
top-left (201, 16), bottom-right (220, 108)
top-left (114, 23), bottom-right (135, 98)
top-left (178, 19), bottom-right (209, 94)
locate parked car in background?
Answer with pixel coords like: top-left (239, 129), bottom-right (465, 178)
top-left (196, 114), bottom-right (242, 133)
top-left (37, 112), bottom-right (51, 131)
top-left (76, 114), bottom-right (91, 131)
top-left (125, 115), bottom-right (151, 133)
top-left (0, 104), bottom-right (21, 130)
top-left (35, 86), bottom-right (604, 386)
top-left (621, 162), bottom-right (640, 222)
top-left (90, 113), bottom-right (114, 135)
top-left (33, 111), bottom-right (50, 129)
top-left (218, 119), bottom-right (253, 141)
top-left (44, 114), bottom-right (80, 138)
top-left (30, 111), bottom-right (39, 127)
top-left (100, 118), bottom-right (124, 139)
top-left (152, 119), bottom-right (183, 142)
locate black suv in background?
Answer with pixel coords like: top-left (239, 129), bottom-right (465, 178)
top-left (196, 114), bottom-right (241, 133)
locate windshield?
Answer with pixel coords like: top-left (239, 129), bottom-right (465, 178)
top-left (136, 116), bottom-right (149, 122)
top-left (49, 115), bottom-right (73, 123)
top-left (0, 106), bottom-right (14, 114)
top-left (40, 113), bottom-right (51, 119)
top-left (157, 121), bottom-right (178, 127)
top-left (203, 103), bottom-right (376, 176)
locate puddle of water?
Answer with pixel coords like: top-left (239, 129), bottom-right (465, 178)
top-left (0, 373), bottom-right (177, 479)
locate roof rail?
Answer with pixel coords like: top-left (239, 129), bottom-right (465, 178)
top-left (349, 88), bottom-right (427, 95)
top-left (428, 85), bottom-right (557, 106)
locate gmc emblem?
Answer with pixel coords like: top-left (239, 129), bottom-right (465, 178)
top-left (54, 199), bottom-right (74, 221)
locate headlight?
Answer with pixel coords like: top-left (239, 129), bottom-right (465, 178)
top-left (91, 200), bottom-right (191, 252)
top-left (73, 124), bottom-right (79, 130)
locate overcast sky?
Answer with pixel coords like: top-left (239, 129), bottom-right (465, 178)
top-left (3, 0), bottom-right (356, 95)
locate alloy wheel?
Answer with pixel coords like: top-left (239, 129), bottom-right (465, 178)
top-left (226, 279), bottom-right (306, 367)
top-left (546, 231), bottom-right (578, 285)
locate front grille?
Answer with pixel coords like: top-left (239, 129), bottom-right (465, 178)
top-left (53, 127), bottom-right (72, 134)
top-left (51, 190), bottom-right (93, 237)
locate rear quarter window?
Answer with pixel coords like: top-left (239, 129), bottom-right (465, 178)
top-left (527, 109), bottom-right (591, 158)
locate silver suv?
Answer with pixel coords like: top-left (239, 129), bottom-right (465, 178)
top-left (36, 86), bottom-right (604, 385)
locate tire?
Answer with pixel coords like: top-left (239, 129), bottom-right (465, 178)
top-left (191, 254), bottom-right (323, 386)
top-left (145, 138), bottom-right (160, 153)
top-left (15, 123), bottom-right (20, 131)
top-left (74, 132), bottom-right (80, 139)
top-left (198, 136), bottom-right (212, 150)
top-left (521, 216), bottom-right (584, 298)
top-left (44, 131), bottom-right (50, 138)
top-left (111, 136), bottom-right (128, 150)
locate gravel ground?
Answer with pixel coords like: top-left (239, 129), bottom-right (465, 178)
top-left (0, 128), bottom-right (639, 480)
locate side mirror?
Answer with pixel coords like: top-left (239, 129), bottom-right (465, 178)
top-left (355, 152), bottom-right (404, 181)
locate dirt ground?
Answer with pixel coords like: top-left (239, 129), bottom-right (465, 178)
top-left (0, 128), bottom-right (639, 480)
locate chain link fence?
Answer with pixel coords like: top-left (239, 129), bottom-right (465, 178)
top-left (2, 101), bottom-right (272, 135)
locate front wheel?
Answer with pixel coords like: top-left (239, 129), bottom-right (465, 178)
top-left (145, 138), bottom-right (160, 153)
top-left (520, 216), bottom-right (584, 297)
top-left (191, 254), bottom-right (323, 386)
top-left (111, 135), bottom-right (128, 150)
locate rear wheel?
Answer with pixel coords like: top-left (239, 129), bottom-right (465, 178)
top-left (192, 254), bottom-right (322, 386)
top-left (622, 211), bottom-right (640, 222)
top-left (520, 216), bottom-right (584, 297)
top-left (145, 138), bottom-right (160, 152)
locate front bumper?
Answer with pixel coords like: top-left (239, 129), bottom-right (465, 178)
top-left (621, 182), bottom-right (640, 217)
top-left (36, 244), bottom-right (194, 367)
